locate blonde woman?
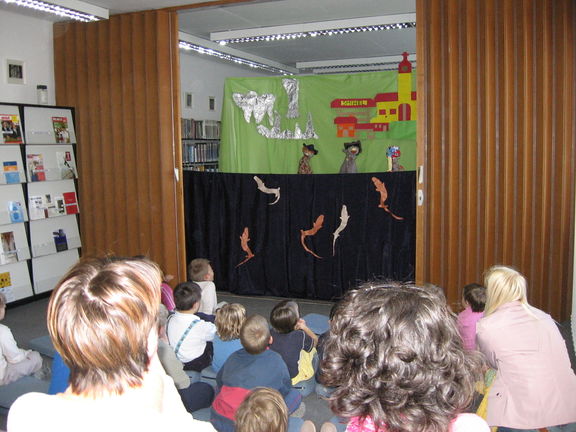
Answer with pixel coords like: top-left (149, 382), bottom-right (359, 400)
top-left (476, 265), bottom-right (576, 432)
top-left (8, 256), bottom-right (215, 432)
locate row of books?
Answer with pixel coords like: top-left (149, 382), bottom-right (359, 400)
top-left (183, 141), bottom-right (219, 164)
top-left (183, 163), bottom-right (218, 172)
top-left (181, 119), bottom-right (221, 139)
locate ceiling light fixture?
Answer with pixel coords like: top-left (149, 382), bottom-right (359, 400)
top-left (297, 54), bottom-right (417, 71)
top-left (211, 14), bottom-right (416, 45)
top-left (3, 0), bottom-right (108, 22)
top-left (179, 40), bottom-right (292, 76)
top-left (217, 23), bottom-right (415, 45)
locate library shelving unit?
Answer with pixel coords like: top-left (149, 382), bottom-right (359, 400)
top-left (181, 118), bottom-right (220, 172)
top-left (0, 103), bottom-right (80, 304)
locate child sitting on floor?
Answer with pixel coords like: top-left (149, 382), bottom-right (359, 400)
top-left (236, 387), bottom-right (289, 432)
top-left (270, 300), bottom-right (318, 396)
top-left (167, 282), bottom-right (216, 371)
top-left (320, 282), bottom-right (489, 432)
top-left (211, 314), bottom-right (303, 432)
top-left (236, 387), bottom-right (316, 432)
top-left (160, 272), bottom-right (176, 312)
top-left (0, 293), bottom-right (43, 386)
top-left (212, 303), bottom-right (246, 373)
top-left (158, 304), bottom-right (214, 413)
top-left (457, 283), bottom-right (486, 350)
top-left (189, 258), bottom-right (220, 315)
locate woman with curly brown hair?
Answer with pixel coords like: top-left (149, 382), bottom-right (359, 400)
top-left (319, 282), bottom-right (489, 432)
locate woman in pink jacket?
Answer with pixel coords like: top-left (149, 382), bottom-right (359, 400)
top-left (476, 265), bottom-right (576, 432)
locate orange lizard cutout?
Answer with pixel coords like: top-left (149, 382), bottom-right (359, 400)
top-left (371, 177), bottom-right (404, 220)
top-left (300, 214), bottom-right (324, 259)
top-left (236, 227), bottom-right (255, 267)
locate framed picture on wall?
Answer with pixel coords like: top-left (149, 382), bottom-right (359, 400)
top-left (6, 59), bottom-right (25, 85)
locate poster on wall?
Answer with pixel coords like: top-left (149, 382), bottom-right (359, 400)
top-left (220, 55), bottom-right (416, 174)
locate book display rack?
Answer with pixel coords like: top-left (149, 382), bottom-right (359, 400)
top-left (0, 103), bottom-right (80, 303)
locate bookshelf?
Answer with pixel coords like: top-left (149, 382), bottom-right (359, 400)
top-left (181, 118), bottom-right (220, 172)
top-left (0, 102), bottom-right (80, 303)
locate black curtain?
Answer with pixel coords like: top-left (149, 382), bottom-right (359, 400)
top-left (184, 171), bottom-right (415, 301)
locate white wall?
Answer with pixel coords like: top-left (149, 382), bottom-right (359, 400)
top-left (179, 51), bottom-right (270, 121)
top-left (0, 10), bottom-right (55, 105)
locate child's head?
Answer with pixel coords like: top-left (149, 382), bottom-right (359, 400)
top-left (235, 387), bottom-right (288, 432)
top-left (270, 300), bottom-right (299, 334)
top-left (240, 314), bottom-right (271, 354)
top-left (157, 303), bottom-right (169, 336)
top-left (320, 282), bottom-right (483, 432)
top-left (188, 258), bottom-right (214, 282)
top-left (173, 282), bottom-right (202, 312)
top-left (215, 303), bottom-right (246, 341)
top-left (462, 283), bottom-right (487, 312)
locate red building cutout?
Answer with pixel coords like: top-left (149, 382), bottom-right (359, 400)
top-left (332, 52), bottom-right (417, 138)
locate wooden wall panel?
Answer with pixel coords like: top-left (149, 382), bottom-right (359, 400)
top-left (416, 0), bottom-right (576, 320)
top-left (53, 10), bottom-right (185, 281)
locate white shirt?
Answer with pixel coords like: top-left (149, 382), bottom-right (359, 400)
top-left (196, 281), bottom-right (217, 315)
top-left (166, 312), bottom-right (216, 363)
top-left (0, 323), bottom-right (29, 384)
top-left (7, 373), bottom-right (216, 432)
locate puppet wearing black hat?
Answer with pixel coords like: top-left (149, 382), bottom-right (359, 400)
top-left (298, 143), bottom-right (319, 174)
top-left (339, 140), bottom-right (362, 174)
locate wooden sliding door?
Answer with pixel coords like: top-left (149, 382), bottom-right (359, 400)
top-left (416, 0), bottom-right (575, 320)
top-left (53, 10), bottom-right (186, 280)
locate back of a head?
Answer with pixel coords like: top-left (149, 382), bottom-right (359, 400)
top-left (270, 300), bottom-right (299, 334)
top-left (483, 265), bottom-right (528, 316)
top-left (173, 281), bottom-right (202, 311)
top-left (47, 256), bottom-right (162, 396)
top-left (158, 303), bottom-right (170, 330)
top-left (188, 258), bottom-right (210, 282)
top-left (240, 314), bottom-right (270, 354)
top-left (215, 303), bottom-right (246, 341)
top-left (236, 387), bottom-right (288, 432)
top-left (320, 282), bottom-right (483, 432)
top-left (463, 283), bottom-right (487, 313)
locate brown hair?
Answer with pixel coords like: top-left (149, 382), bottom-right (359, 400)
top-left (240, 314), bottom-right (270, 354)
top-left (320, 282), bottom-right (484, 432)
top-left (47, 256), bottom-right (162, 396)
top-left (463, 283), bottom-right (487, 313)
top-left (236, 387), bottom-right (288, 432)
top-left (270, 300), bottom-right (299, 334)
top-left (216, 303), bottom-right (246, 341)
top-left (188, 258), bottom-right (211, 282)
top-left (173, 281), bottom-right (202, 311)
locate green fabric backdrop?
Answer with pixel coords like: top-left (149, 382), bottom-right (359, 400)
top-left (220, 70), bottom-right (416, 174)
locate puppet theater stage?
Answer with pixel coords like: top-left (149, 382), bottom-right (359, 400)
top-left (184, 55), bottom-right (417, 300)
